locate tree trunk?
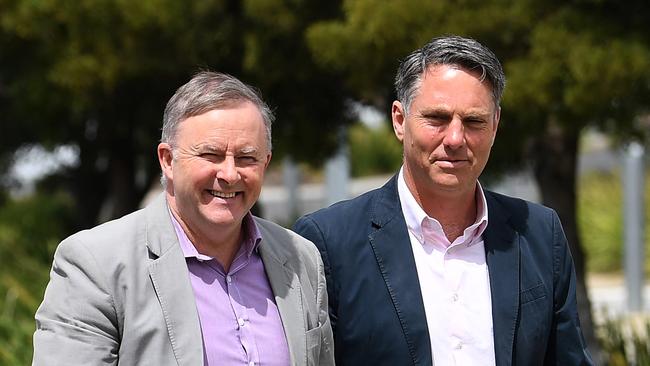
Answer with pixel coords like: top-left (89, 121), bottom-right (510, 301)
top-left (532, 121), bottom-right (602, 362)
top-left (97, 147), bottom-right (139, 223)
top-left (69, 138), bottom-right (108, 231)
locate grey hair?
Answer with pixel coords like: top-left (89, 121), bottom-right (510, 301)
top-left (160, 71), bottom-right (274, 187)
top-left (395, 35), bottom-right (505, 114)
top-left (161, 71), bottom-right (274, 150)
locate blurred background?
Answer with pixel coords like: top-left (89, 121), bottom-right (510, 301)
top-left (1, 0), bottom-right (649, 364)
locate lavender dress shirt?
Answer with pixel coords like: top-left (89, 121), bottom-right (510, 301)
top-left (171, 213), bottom-right (291, 366)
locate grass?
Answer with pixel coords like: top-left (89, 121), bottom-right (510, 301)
top-left (578, 170), bottom-right (650, 273)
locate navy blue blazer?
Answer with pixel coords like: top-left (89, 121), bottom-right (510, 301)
top-left (294, 176), bottom-right (593, 366)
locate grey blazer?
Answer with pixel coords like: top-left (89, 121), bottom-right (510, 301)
top-left (33, 194), bottom-right (334, 366)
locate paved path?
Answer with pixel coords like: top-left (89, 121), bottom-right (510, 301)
top-left (588, 274), bottom-right (650, 321)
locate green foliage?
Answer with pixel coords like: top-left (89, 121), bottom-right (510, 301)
top-left (306, 0), bottom-right (650, 173)
top-left (0, 192), bottom-right (74, 365)
top-left (578, 170), bottom-right (650, 273)
top-left (306, 0), bottom-right (444, 102)
top-left (242, 0), bottom-right (350, 163)
top-left (348, 123), bottom-right (402, 177)
top-left (0, 0), bottom-right (349, 227)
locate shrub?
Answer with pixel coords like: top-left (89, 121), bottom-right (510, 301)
top-left (0, 191), bottom-right (73, 365)
top-left (348, 123), bottom-right (402, 177)
top-left (599, 313), bottom-right (650, 366)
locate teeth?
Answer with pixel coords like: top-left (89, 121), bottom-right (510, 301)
top-left (209, 190), bottom-right (236, 198)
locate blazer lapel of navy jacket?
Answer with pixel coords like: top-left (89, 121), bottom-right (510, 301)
top-left (145, 194), bottom-right (204, 366)
top-left (368, 176), bottom-right (433, 366)
top-left (483, 192), bottom-right (520, 366)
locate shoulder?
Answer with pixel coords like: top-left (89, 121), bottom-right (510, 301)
top-left (55, 206), bottom-right (147, 269)
top-left (314, 189), bottom-right (379, 217)
top-left (296, 182), bottom-right (391, 231)
top-left (254, 216), bottom-right (320, 263)
top-left (62, 208), bottom-right (148, 257)
top-left (484, 190), bottom-right (558, 231)
top-left (293, 188), bottom-right (379, 251)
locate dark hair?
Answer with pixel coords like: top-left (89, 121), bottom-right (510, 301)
top-left (395, 35), bottom-right (505, 114)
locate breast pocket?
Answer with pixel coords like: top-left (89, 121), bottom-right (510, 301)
top-left (518, 282), bottom-right (552, 352)
top-left (521, 283), bottom-right (547, 305)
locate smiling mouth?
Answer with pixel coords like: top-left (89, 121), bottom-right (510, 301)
top-left (207, 190), bottom-right (238, 199)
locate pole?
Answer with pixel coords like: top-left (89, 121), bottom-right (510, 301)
top-left (325, 127), bottom-right (350, 206)
top-left (623, 141), bottom-right (645, 312)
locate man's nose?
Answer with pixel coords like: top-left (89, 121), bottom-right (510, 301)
top-left (216, 156), bottom-right (239, 184)
top-left (443, 118), bottom-right (466, 149)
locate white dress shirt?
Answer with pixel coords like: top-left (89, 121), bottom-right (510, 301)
top-left (398, 168), bottom-right (496, 366)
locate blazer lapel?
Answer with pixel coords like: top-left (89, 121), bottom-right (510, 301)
top-left (258, 233), bottom-right (305, 366)
top-left (145, 194), bottom-right (204, 366)
top-left (368, 177), bottom-right (433, 366)
top-left (483, 192), bottom-right (520, 366)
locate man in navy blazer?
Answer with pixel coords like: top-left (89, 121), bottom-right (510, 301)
top-left (294, 36), bottom-right (593, 365)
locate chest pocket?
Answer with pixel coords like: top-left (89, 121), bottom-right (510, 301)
top-left (521, 283), bottom-right (546, 305)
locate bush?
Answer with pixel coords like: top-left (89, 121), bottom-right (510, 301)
top-left (599, 313), bottom-right (650, 366)
top-left (0, 191), bottom-right (74, 365)
top-left (348, 123), bottom-right (402, 177)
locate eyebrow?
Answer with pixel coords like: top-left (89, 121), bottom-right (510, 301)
top-left (238, 146), bottom-right (259, 155)
top-left (420, 107), bottom-right (492, 119)
top-left (194, 145), bottom-right (223, 153)
top-left (419, 107), bottom-right (451, 116)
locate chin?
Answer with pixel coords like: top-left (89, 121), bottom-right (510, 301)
top-left (201, 209), bottom-right (239, 226)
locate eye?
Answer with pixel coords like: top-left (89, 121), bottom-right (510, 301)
top-left (199, 152), bottom-right (222, 162)
top-left (464, 118), bottom-right (487, 128)
top-left (236, 156), bottom-right (258, 164)
top-left (421, 112), bottom-right (451, 126)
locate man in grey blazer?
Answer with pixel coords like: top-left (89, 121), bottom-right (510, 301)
top-left (33, 71), bottom-right (334, 366)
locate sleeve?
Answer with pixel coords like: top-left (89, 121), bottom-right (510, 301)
top-left (546, 211), bottom-right (594, 365)
top-left (314, 248), bottom-right (336, 366)
top-left (293, 215), bottom-right (338, 334)
top-left (33, 237), bottom-right (120, 366)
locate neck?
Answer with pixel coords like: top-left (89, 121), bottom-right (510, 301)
top-left (192, 224), bottom-right (243, 272)
top-left (167, 195), bottom-right (244, 272)
top-left (408, 181), bottom-right (478, 243)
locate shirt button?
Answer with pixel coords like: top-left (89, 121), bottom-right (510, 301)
top-left (226, 275), bottom-right (232, 283)
top-left (455, 341), bottom-right (463, 350)
top-left (452, 293), bottom-right (459, 302)
top-left (238, 318), bottom-right (245, 327)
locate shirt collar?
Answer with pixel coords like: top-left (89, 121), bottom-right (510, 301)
top-left (169, 210), bottom-right (262, 261)
top-left (397, 166), bottom-right (489, 247)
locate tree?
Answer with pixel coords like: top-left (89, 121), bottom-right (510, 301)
top-left (242, 0), bottom-right (349, 163)
top-left (305, 0), bottom-right (650, 359)
top-left (0, 0), bottom-right (348, 230)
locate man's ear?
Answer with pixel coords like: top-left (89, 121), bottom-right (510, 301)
top-left (263, 152), bottom-right (272, 169)
top-left (493, 106), bottom-right (501, 132)
top-left (491, 106), bottom-right (501, 146)
top-left (391, 101), bottom-right (406, 143)
top-left (157, 143), bottom-right (174, 182)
